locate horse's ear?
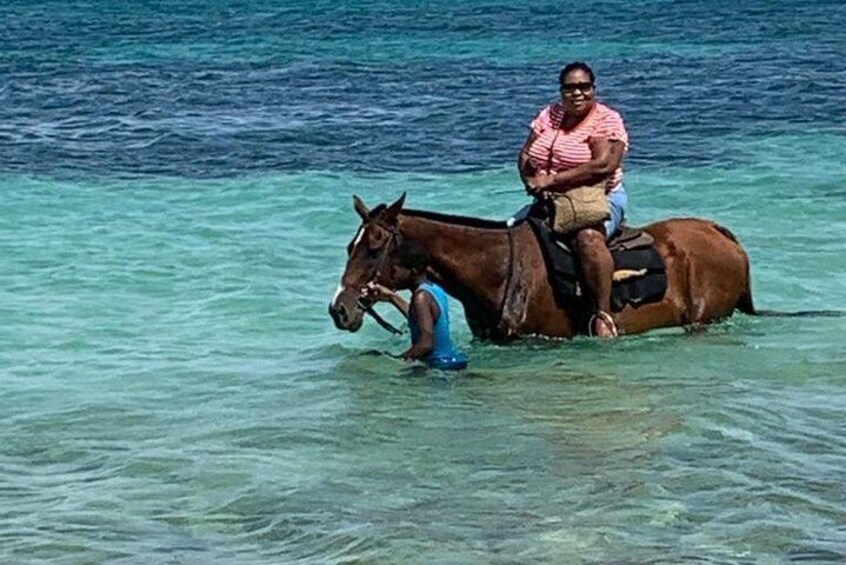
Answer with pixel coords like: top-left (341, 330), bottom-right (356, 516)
top-left (353, 195), bottom-right (369, 221)
top-left (384, 192), bottom-right (406, 221)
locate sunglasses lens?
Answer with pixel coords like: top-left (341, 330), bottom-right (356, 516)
top-left (561, 82), bottom-right (593, 92)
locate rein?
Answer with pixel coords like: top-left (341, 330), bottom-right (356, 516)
top-left (497, 224), bottom-right (516, 332)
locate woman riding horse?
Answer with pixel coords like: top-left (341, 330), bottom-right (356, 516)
top-left (515, 62), bottom-right (628, 338)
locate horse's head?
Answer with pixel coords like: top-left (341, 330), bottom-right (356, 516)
top-left (328, 193), bottom-right (406, 332)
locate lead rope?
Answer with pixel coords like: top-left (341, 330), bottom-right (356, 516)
top-left (365, 307), bottom-right (403, 335)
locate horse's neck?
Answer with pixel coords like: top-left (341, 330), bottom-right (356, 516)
top-left (399, 213), bottom-right (510, 323)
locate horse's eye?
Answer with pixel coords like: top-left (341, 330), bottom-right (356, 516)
top-left (366, 246), bottom-right (381, 258)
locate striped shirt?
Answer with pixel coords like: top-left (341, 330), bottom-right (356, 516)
top-left (526, 101), bottom-right (629, 191)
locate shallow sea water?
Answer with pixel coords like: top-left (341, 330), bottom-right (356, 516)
top-left (2, 1), bottom-right (845, 563)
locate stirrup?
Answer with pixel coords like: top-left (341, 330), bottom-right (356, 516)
top-left (588, 310), bottom-right (618, 338)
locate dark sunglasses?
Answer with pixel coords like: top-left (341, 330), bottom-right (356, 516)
top-left (560, 82), bottom-right (594, 93)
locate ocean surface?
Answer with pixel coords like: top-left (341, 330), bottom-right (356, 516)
top-left (2, 1), bottom-right (845, 563)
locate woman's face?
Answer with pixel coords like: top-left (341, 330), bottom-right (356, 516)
top-left (559, 69), bottom-right (595, 116)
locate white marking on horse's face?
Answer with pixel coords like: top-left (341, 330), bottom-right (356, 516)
top-left (331, 283), bottom-right (345, 306)
top-left (332, 226), bottom-right (367, 308)
top-left (350, 226), bottom-right (365, 254)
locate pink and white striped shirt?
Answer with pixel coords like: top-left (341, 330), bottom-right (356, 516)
top-left (526, 101), bottom-right (629, 192)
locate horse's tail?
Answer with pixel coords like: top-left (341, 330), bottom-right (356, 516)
top-left (738, 248), bottom-right (756, 315)
top-left (714, 222), bottom-right (757, 316)
top-left (737, 271), bottom-right (844, 318)
top-left (737, 289), bottom-right (756, 315)
top-left (752, 309), bottom-right (846, 318)
top-left (734, 246), bottom-right (844, 318)
top-left (713, 226), bottom-right (845, 318)
top-left (737, 286), bottom-right (844, 318)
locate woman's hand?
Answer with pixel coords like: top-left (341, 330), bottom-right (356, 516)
top-left (525, 172), bottom-right (554, 197)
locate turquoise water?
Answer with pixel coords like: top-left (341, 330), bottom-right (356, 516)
top-left (3, 1), bottom-right (846, 563)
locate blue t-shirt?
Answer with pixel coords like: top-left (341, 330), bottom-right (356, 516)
top-left (409, 282), bottom-right (468, 370)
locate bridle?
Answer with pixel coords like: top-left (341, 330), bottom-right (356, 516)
top-left (348, 213), bottom-right (520, 338)
top-left (354, 219), bottom-right (404, 334)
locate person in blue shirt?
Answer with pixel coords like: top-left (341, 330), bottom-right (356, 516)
top-left (364, 241), bottom-right (468, 371)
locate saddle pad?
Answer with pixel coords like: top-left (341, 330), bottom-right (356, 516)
top-left (608, 225), bottom-right (655, 252)
top-left (527, 219), bottom-right (667, 312)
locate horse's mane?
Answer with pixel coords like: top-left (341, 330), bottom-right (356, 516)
top-left (402, 208), bottom-right (508, 230)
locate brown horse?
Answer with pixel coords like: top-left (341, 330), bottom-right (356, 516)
top-left (329, 193), bottom-right (755, 341)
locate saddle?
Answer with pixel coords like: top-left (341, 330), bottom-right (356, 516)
top-left (527, 218), bottom-right (667, 312)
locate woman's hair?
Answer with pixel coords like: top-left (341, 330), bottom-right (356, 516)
top-left (392, 240), bottom-right (429, 272)
top-left (559, 61), bottom-right (595, 85)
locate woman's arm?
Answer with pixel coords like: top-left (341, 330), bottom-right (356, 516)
top-left (527, 138), bottom-right (625, 195)
top-left (401, 291), bottom-right (435, 360)
top-left (517, 130), bottom-right (538, 188)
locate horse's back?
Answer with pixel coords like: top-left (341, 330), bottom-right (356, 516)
top-left (639, 217), bottom-right (753, 322)
top-left (642, 217), bottom-right (742, 243)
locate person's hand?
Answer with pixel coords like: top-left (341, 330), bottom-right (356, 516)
top-left (525, 172), bottom-right (553, 197)
top-left (363, 282), bottom-right (396, 303)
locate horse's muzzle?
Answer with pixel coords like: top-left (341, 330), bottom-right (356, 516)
top-left (328, 291), bottom-right (365, 332)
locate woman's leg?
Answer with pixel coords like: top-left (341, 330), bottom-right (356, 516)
top-left (572, 226), bottom-right (616, 338)
top-left (603, 187), bottom-right (629, 239)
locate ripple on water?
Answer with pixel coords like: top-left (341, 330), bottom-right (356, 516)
top-left (2, 0), bottom-right (846, 562)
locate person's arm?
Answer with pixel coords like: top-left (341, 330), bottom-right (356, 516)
top-left (517, 130), bottom-right (538, 189)
top-left (527, 138), bottom-right (625, 195)
top-left (400, 291), bottom-right (435, 361)
top-left (364, 283), bottom-right (409, 317)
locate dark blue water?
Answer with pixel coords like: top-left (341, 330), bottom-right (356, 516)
top-left (2, 0), bottom-right (844, 177)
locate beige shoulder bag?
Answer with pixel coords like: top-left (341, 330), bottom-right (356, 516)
top-left (549, 181), bottom-right (610, 235)
top-left (541, 118), bottom-right (610, 236)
